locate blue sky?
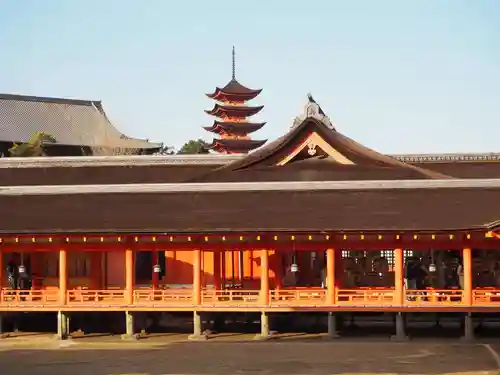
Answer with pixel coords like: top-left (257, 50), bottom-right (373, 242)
top-left (0, 0), bottom-right (499, 153)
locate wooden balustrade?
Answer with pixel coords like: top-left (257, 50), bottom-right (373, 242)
top-left (2, 287), bottom-right (500, 309)
top-left (134, 289), bottom-right (193, 304)
top-left (270, 289), bottom-right (326, 306)
top-left (472, 289), bottom-right (500, 305)
top-left (67, 289), bottom-right (126, 305)
top-left (405, 289), bottom-right (463, 305)
top-left (202, 289), bottom-right (260, 305)
top-left (337, 288), bottom-right (395, 305)
top-left (0, 289), bottom-right (59, 306)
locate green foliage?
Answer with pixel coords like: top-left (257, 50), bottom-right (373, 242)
top-left (8, 132), bottom-right (57, 157)
top-left (177, 139), bottom-right (209, 155)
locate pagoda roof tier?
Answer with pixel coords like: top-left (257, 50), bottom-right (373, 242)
top-left (206, 79), bottom-right (262, 102)
top-left (203, 121), bottom-right (266, 135)
top-left (205, 104), bottom-right (264, 118)
top-left (206, 138), bottom-right (267, 154)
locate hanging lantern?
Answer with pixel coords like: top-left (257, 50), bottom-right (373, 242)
top-left (429, 263), bottom-right (437, 273)
top-left (18, 264), bottom-right (26, 274)
top-left (291, 263), bottom-right (299, 273)
top-left (153, 264), bottom-right (161, 273)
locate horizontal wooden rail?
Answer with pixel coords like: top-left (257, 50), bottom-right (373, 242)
top-left (270, 289), bottom-right (326, 306)
top-left (134, 289), bottom-right (193, 304)
top-left (0, 289), bottom-right (59, 305)
top-left (68, 289), bottom-right (126, 305)
top-left (472, 289), bottom-right (500, 305)
top-left (202, 290), bottom-right (260, 305)
top-left (405, 289), bottom-right (463, 305)
top-left (337, 288), bottom-right (395, 305)
top-left (1, 287), bottom-right (500, 309)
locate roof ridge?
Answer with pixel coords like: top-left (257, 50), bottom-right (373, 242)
top-left (0, 93), bottom-right (99, 106)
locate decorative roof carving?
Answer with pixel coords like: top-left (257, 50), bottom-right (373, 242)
top-left (292, 94), bottom-right (335, 131)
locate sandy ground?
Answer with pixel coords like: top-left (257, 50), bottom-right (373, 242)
top-left (0, 334), bottom-right (499, 375)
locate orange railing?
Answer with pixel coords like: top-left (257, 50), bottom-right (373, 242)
top-left (473, 289), bottom-right (500, 305)
top-left (337, 288), bottom-right (395, 305)
top-left (270, 289), bottom-right (326, 306)
top-left (134, 289), bottom-right (193, 304)
top-left (3, 287), bottom-right (500, 309)
top-left (202, 289), bottom-right (260, 305)
top-left (405, 289), bottom-right (463, 305)
top-left (67, 289), bottom-right (126, 305)
top-left (0, 289), bottom-right (59, 306)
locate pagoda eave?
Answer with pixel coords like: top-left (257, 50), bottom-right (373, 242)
top-left (205, 104), bottom-right (264, 118)
top-left (206, 138), bottom-right (267, 154)
top-left (206, 89), bottom-right (262, 102)
top-left (203, 121), bottom-right (267, 135)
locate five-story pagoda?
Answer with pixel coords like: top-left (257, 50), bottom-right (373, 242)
top-left (204, 47), bottom-right (267, 154)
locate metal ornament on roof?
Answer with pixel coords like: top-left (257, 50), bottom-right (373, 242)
top-left (291, 93), bottom-right (336, 131)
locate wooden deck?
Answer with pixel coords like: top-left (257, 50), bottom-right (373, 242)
top-left (1, 287), bottom-right (500, 312)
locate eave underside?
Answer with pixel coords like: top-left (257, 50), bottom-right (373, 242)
top-left (1, 187), bottom-right (500, 233)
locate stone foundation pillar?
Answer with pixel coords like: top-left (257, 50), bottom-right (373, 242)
top-left (56, 311), bottom-right (70, 340)
top-left (121, 310), bottom-right (137, 340)
top-left (254, 311), bottom-right (271, 340)
top-left (391, 312), bottom-right (408, 341)
top-left (188, 311), bottom-right (208, 341)
top-left (461, 312), bottom-right (475, 342)
top-left (327, 312), bottom-right (340, 339)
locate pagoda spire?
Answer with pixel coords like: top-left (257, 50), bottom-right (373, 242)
top-left (204, 48), bottom-right (267, 154)
top-left (232, 46), bottom-right (236, 80)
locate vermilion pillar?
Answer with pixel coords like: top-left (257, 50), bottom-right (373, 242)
top-left (463, 247), bottom-right (472, 305)
top-left (213, 251), bottom-right (221, 289)
top-left (192, 249), bottom-right (202, 305)
top-left (152, 250), bottom-right (159, 288)
top-left (260, 249), bottom-right (270, 305)
top-left (394, 248), bottom-right (404, 305)
top-left (0, 249), bottom-right (3, 289)
top-left (326, 248), bottom-right (336, 304)
top-left (125, 248), bottom-right (134, 304)
top-left (59, 248), bottom-right (67, 305)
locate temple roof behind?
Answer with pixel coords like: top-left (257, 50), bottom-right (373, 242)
top-left (0, 93), bottom-right (162, 150)
top-left (192, 95), bottom-right (451, 182)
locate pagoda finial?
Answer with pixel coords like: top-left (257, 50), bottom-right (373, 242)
top-left (232, 46), bottom-right (236, 80)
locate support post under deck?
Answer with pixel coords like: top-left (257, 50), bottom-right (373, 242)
top-left (188, 311), bottom-right (208, 341)
top-left (461, 312), bottom-right (475, 342)
top-left (56, 311), bottom-right (70, 340)
top-left (254, 311), bottom-right (271, 340)
top-left (121, 310), bottom-right (138, 340)
top-left (326, 312), bottom-right (340, 339)
top-left (391, 312), bottom-right (408, 341)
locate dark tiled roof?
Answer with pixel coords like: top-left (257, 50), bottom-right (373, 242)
top-left (0, 93), bottom-right (162, 150)
top-left (1, 187), bottom-right (500, 233)
top-left (0, 164), bottom-right (213, 186)
top-left (193, 115), bottom-right (450, 182)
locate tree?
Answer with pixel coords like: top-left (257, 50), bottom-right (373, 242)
top-left (177, 139), bottom-right (209, 155)
top-left (157, 145), bottom-right (176, 155)
top-left (8, 132), bottom-right (57, 157)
